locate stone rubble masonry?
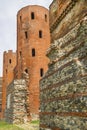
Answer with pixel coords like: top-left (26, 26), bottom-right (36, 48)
top-left (5, 79), bottom-right (28, 124)
top-left (40, 0), bottom-right (87, 130)
top-left (50, 0), bottom-right (87, 41)
top-left (2, 50), bottom-right (16, 118)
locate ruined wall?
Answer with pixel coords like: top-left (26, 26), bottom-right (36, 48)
top-left (5, 79), bottom-right (27, 124)
top-left (40, 0), bottom-right (87, 130)
top-left (50, 0), bottom-right (87, 41)
top-left (15, 5), bottom-right (50, 119)
top-left (2, 50), bottom-right (16, 118)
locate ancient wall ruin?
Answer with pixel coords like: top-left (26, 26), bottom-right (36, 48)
top-left (5, 79), bottom-right (28, 124)
top-left (40, 0), bottom-right (87, 130)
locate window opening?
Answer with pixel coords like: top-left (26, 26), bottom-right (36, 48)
top-left (31, 12), bottom-right (35, 19)
top-left (20, 16), bottom-right (22, 21)
top-left (25, 31), bottom-right (28, 39)
top-left (6, 69), bottom-right (7, 74)
top-left (9, 59), bottom-right (11, 64)
top-left (40, 68), bottom-right (44, 77)
top-left (19, 51), bottom-right (22, 57)
top-left (39, 30), bottom-right (42, 38)
top-left (45, 14), bottom-right (47, 22)
top-left (25, 69), bottom-right (28, 73)
top-left (32, 48), bottom-right (35, 57)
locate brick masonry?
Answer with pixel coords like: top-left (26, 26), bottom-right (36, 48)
top-left (14, 5), bottom-right (50, 120)
top-left (40, 0), bottom-right (87, 130)
top-left (2, 5), bottom-right (50, 121)
top-left (0, 77), bottom-right (2, 118)
top-left (2, 50), bottom-right (16, 118)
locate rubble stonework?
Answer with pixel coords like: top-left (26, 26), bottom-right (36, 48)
top-left (40, 0), bottom-right (87, 130)
top-left (5, 80), bottom-right (28, 124)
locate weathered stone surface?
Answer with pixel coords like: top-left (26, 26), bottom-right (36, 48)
top-left (5, 79), bottom-right (28, 124)
top-left (40, 0), bottom-right (87, 130)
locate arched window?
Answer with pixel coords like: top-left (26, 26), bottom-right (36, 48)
top-left (32, 48), bottom-right (35, 57)
top-left (31, 12), bottom-right (35, 19)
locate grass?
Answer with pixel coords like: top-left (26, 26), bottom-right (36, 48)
top-left (30, 120), bottom-right (39, 124)
top-left (0, 121), bottom-right (24, 130)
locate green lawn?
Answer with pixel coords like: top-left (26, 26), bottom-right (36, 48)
top-left (31, 120), bottom-right (39, 124)
top-left (0, 121), bottom-right (24, 130)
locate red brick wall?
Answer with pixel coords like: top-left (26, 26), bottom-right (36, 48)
top-left (2, 50), bottom-right (16, 118)
top-left (15, 5), bottom-right (50, 118)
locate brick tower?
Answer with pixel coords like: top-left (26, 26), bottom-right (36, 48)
top-left (0, 77), bottom-right (2, 118)
top-left (15, 5), bottom-right (50, 119)
top-left (2, 50), bottom-right (16, 118)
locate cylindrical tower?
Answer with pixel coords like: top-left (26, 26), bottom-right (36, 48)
top-left (16, 5), bottom-right (50, 119)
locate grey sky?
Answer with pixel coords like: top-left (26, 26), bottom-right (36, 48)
top-left (0, 0), bottom-right (52, 76)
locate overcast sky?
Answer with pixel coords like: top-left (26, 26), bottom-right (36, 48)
top-left (0, 0), bottom-right (52, 76)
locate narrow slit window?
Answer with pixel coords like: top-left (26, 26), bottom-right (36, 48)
top-left (20, 16), bottom-right (22, 21)
top-left (25, 31), bottom-right (28, 39)
top-left (45, 14), bottom-right (47, 22)
top-left (19, 51), bottom-right (22, 57)
top-left (6, 69), bottom-right (7, 74)
top-left (40, 68), bottom-right (44, 77)
top-left (31, 12), bottom-right (35, 19)
top-left (9, 59), bottom-right (11, 64)
top-left (39, 30), bottom-right (42, 38)
top-left (32, 48), bottom-right (35, 57)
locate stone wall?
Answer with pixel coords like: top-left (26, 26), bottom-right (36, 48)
top-left (5, 79), bottom-right (28, 124)
top-left (40, 0), bottom-right (87, 130)
top-left (50, 0), bottom-right (87, 41)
